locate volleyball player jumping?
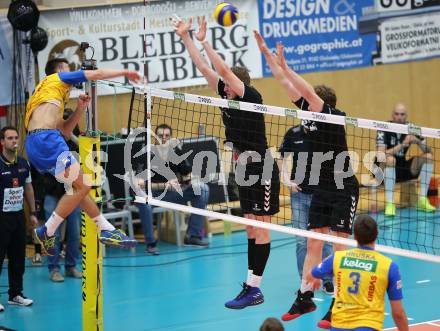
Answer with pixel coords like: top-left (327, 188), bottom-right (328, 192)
top-left (173, 16), bottom-right (280, 309)
top-left (254, 32), bottom-right (359, 328)
top-left (25, 59), bottom-right (140, 255)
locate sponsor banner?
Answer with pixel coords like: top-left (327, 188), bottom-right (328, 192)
top-left (375, 0), bottom-right (440, 13)
top-left (258, 0), bottom-right (377, 75)
top-left (38, 0), bottom-right (261, 94)
top-left (380, 12), bottom-right (440, 63)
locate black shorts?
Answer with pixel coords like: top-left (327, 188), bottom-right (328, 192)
top-left (308, 184), bottom-right (359, 234)
top-left (396, 157), bottom-right (418, 182)
top-left (234, 152), bottom-right (280, 216)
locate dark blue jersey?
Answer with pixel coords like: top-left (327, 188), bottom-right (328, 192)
top-left (0, 155), bottom-right (31, 212)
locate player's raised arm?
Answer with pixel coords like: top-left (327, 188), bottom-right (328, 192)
top-left (195, 16), bottom-right (244, 97)
top-left (276, 43), bottom-right (323, 112)
top-left (254, 31), bottom-right (301, 102)
top-left (57, 68), bottom-right (142, 86)
top-left (172, 15), bottom-right (219, 92)
top-left (83, 68), bottom-right (142, 82)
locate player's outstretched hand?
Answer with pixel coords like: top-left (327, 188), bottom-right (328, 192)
top-left (195, 16), bottom-right (207, 42)
top-left (171, 14), bottom-right (192, 38)
top-left (276, 41), bottom-right (288, 69)
top-left (254, 30), bottom-right (270, 55)
top-left (126, 70), bottom-right (143, 83)
top-left (305, 272), bottom-right (321, 290)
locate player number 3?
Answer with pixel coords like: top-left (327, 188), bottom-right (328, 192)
top-left (348, 272), bottom-right (361, 294)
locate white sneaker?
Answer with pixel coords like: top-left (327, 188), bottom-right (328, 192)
top-left (0, 302), bottom-right (4, 312)
top-left (8, 295), bottom-right (33, 306)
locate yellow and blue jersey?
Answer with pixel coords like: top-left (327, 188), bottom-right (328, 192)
top-left (312, 247), bottom-right (403, 331)
top-left (25, 70), bottom-right (88, 129)
top-left (24, 70), bottom-right (86, 175)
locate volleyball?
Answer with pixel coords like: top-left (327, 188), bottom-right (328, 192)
top-left (214, 2), bottom-right (239, 27)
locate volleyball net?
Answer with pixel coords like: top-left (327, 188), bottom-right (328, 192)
top-left (124, 85), bottom-right (440, 263)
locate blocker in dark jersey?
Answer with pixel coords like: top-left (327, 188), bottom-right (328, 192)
top-left (218, 79), bottom-right (280, 216)
top-left (294, 98), bottom-right (359, 234)
top-left (218, 79), bottom-right (268, 153)
top-left (308, 190), bottom-right (358, 234)
top-left (235, 152), bottom-right (280, 216)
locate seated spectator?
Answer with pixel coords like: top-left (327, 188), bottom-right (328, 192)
top-left (137, 123), bottom-right (210, 247)
top-left (260, 318), bottom-right (284, 331)
top-left (377, 103), bottom-right (435, 216)
top-left (0, 126), bottom-right (37, 311)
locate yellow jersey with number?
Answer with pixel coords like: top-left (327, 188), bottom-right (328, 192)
top-left (331, 248), bottom-right (400, 330)
top-left (25, 73), bottom-right (71, 129)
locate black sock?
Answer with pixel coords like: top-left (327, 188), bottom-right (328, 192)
top-left (248, 239), bottom-right (256, 271)
top-left (253, 243), bottom-right (271, 276)
top-left (35, 244), bottom-right (41, 254)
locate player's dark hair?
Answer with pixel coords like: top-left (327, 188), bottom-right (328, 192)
top-left (354, 215), bottom-right (378, 246)
top-left (260, 318), bottom-right (284, 331)
top-left (155, 123), bottom-right (172, 136)
top-left (231, 66), bottom-right (251, 86)
top-left (45, 58), bottom-right (69, 76)
top-left (0, 126), bottom-right (19, 140)
top-left (314, 85), bottom-right (337, 108)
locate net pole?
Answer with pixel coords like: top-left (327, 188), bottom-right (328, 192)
top-left (80, 65), bottom-right (104, 331)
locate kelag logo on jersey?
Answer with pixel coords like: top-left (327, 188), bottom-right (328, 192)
top-left (340, 257), bottom-right (377, 272)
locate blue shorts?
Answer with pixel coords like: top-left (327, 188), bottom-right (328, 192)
top-left (25, 129), bottom-right (77, 176)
